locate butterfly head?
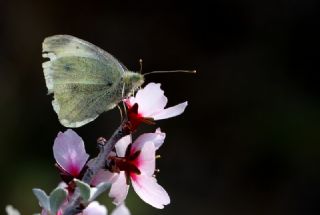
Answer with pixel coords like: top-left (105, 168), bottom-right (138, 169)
top-left (123, 71), bottom-right (144, 94)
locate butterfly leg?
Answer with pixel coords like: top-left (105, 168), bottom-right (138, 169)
top-left (117, 105), bottom-right (124, 122)
top-left (121, 82), bottom-right (128, 118)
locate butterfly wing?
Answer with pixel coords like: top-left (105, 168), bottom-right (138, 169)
top-left (42, 35), bottom-right (125, 127)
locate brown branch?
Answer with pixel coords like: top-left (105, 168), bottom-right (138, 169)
top-left (63, 120), bottom-right (130, 215)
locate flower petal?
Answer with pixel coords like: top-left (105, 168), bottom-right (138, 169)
top-left (131, 174), bottom-right (170, 209)
top-left (124, 97), bottom-right (135, 108)
top-left (133, 140), bottom-right (156, 176)
top-left (41, 209), bottom-right (49, 215)
top-left (110, 203), bottom-right (131, 215)
top-left (115, 135), bottom-right (132, 157)
top-left (53, 129), bottom-right (89, 176)
top-left (109, 172), bottom-right (129, 205)
top-left (91, 170), bottom-right (119, 186)
top-left (133, 128), bottom-right (165, 151)
top-left (134, 83), bottom-right (168, 116)
top-left (83, 201), bottom-right (107, 215)
top-left (152, 101), bottom-right (188, 120)
top-left (42, 208), bottom-right (63, 215)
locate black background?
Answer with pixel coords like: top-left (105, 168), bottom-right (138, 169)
top-left (0, 0), bottom-right (319, 214)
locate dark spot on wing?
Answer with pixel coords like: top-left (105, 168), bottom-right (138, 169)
top-left (107, 82), bottom-right (112, 87)
top-left (64, 63), bottom-right (72, 71)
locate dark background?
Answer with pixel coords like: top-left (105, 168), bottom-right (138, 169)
top-left (0, 0), bottom-right (319, 214)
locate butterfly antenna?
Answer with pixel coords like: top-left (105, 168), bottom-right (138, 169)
top-left (137, 59), bottom-right (143, 90)
top-left (143, 70), bottom-right (197, 76)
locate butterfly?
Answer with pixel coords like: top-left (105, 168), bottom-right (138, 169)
top-left (42, 35), bottom-right (144, 128)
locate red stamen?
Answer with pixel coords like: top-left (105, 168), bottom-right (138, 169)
top-left (109, 153), bottom-right (141, 177)
top-left (126, 103), bottom-right (155, 131)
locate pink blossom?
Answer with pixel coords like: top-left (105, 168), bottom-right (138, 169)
top-left (110, 204), bottom-right (131, 215)
top-left (82, 202), bottom-right (130, 215)
top-left (82, 201), bottom-right (107, 215)
top-left (92, 129), bottom-right (170, 209)
top-left (39, 184), bottom-right (130, 215)
top-left (53, 201), bottom-right (129, 215)
top-left (53, 129), bottom-right (89, 178)
top-left (124, 83), bottom-right (188, 130)
top-left (41, 208), bottom-right (63, 215)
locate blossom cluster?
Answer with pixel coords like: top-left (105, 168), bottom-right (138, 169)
top-left (31, 83), bottom-right (187, 215)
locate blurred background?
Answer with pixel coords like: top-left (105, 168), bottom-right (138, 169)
top-left (0, 0), bottom-right (319, 214)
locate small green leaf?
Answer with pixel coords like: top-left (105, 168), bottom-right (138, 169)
top-left (32, 188), bottom-right (50, 211)
top-left (49, 188), bottom-right (67, 214)
top-left (89, 182), bottom-right (111, 201)
top-left (74, 179), bottom-right (91, 201)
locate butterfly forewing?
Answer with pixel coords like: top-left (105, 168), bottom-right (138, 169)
top-left (42, 35), bottom-right (126, 127)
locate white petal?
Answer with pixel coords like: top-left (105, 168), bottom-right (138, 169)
top-left (133, 128), bottom-right (166, 150)
top-left (134, 141), bottom-right (156, 176)
top-left (134, 83), bottom-right (168, 116)
top-left (153, 101), bottom-right (188, 120)
top-left (53, 129), bottom-right (89, 176)
top-left (131, 174), bottom-right (170, 209)
top-left (83, 201), bottom-right (107, 215)
top-left (56, 182), bottom-right (67, 189)
top-left (115, 135), bottom-right (132, 157)
top-left (124, 98), bottom-right (135, 108)
top-left (110, 204), bottom-right (131, 215)
top-left (109, 172), bottom-right (129, 205)
top-left (91, 170), bottom-right (119, 186)
top-left (6, 205), bottom-right (21, 215)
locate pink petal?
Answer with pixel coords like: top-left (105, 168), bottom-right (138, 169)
top-left (115, 135), bottom-right (132, 157)
top-left (152, 101), bottom-right (188, 120)
top-left (133, 128), bottom-right (166, 150)
top-left (110, 204), bottom-right (131, 215)
top-left (133, 140), bottom-right (156, 176)
top-left (124, 97), bottom-right (135, 108)
top-left (42, 209), bottom-right (63, 215)
top-left (109, 172), bottom-right (129, 205)
top-left (53, 129), bottom-right (89, 176)
top-left (83, 201), bottom-right (107, 215)
top-left (41, 209), bottom-right (49, 215)
top-left (134, 83), bottom-right (168, 116)
top-left (91, 170), bottom-right (119, 186)
top-left (131, 174), bottom-right (170, 209)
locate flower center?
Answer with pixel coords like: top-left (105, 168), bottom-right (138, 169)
top-left (126, 103), bottom-right (155, 131)
top-left (108, 150), bottom-right (141, 176)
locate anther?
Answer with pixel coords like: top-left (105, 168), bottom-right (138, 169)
top-left (153, 169), bottom-right (160, 177)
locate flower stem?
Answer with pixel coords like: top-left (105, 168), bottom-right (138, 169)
top-left (63, 120), bottom-right (130, 215)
